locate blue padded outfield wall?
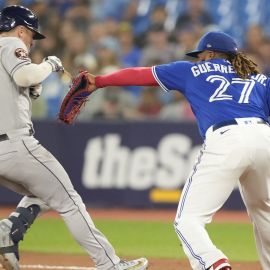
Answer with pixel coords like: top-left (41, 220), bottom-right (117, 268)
top-left (0, 120), bottom-right (245, 210)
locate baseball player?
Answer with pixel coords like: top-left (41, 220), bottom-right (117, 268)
top-left (0, 5), bottom-right (148, 270)
top-left (86, 31), bottom-right (270, 270)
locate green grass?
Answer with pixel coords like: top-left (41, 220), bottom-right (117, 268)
top-left (17, 218), bottom-right (258, 261)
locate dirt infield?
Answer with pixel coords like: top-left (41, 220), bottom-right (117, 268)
top-left (0, 207), bottom-right (251, 223)
top-left (0, 208), bottom-right (261, 270)
top-left (17, 252), bottom-right (260, 270)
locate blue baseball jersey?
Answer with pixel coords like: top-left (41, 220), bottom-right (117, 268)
top-left (152, 58), bottom-right (270, 138)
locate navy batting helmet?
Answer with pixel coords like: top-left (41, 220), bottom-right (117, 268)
top-left (186, 31), bottom-right (238, 58)
top-left (0, 5), bottom-right (45, 40)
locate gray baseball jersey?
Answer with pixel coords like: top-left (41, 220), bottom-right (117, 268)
top-left (0, 36), bottom-right (120, 270)
top-left (0, 37), bottom-right (33, 133)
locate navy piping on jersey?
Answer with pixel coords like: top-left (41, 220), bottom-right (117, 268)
top-left (175, 143), bottom-right (206, 268)
top-left (151, 66), bottom-right (169, 92)
top-left (22, 139), bottom-right (116, 267)
top-left (10, 61), bottom-right (31, 77)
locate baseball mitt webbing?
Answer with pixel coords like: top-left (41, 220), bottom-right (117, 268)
top-left (59, 70), bottom-right (92, 124)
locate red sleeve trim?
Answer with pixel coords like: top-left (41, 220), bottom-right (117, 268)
top-left (95, 67), bottom-right (158, 88)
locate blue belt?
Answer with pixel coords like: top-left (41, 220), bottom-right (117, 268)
top-left (212, 119), bottom-right (268, 131)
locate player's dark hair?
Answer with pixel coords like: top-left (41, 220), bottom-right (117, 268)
top-left (228, 52), bottom-right (260, 79)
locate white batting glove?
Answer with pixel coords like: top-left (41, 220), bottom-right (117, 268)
top-left (44, 56), bottom-right (64, 72)
top-left (29, 84), bottom-right (42, 99)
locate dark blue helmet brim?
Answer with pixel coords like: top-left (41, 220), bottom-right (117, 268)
top-left (27, 26), bottom-right (46, 39)
top-left (185, 50), bottom-right (203, 58)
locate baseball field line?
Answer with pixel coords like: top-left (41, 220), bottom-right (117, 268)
top-left (17, 265), bottom-right (95, 270)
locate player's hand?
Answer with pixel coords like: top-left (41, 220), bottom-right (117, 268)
top-left (29, 83), bottom-right (42, 99)
top-left (86, 73), bottom-right (97, 92)
top-left (44, 56), bottom-right (64, 72)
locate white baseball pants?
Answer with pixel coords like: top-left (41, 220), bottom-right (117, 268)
top-left (174, 122), bottom-right (270, 270)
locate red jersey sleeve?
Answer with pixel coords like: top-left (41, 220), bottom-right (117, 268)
top-left (95, 67), bottom-right (158, 88)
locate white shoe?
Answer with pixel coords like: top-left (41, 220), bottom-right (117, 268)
top-left (114, 258), bottom-right (148, 270)
top-left (0, 220), bottom-right (19, 270)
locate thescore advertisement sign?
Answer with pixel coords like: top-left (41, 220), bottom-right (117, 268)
top-left (0, 120), bottom-right (245, 209)
top-left (82, 133), bottom-right (201, 190)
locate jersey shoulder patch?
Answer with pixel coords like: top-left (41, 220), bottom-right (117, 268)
top-left (14, 48), bottom-right (29, 60)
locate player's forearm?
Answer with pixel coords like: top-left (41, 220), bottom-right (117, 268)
top-left (95, 67), bottom-right (159, 88)
top-left (13, 62), bottom-right (53, 87)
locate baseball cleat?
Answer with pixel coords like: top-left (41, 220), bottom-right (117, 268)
top-left (207, 258), bottom-right (231, 270)
top-left (114, 258), bottom-right (148, 270)
top-left (0, 220), bottom-right (19, 270)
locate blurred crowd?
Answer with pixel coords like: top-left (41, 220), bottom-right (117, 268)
top-left (2, 0), bottom-right (270, 122)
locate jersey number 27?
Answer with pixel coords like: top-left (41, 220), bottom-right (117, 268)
top-left (206, 75), bottom-right (255, 103)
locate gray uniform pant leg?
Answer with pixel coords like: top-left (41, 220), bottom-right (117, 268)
top-left (16, 196), bottom-right (50, 213)
top-left (0, 135), bottom-right (119, 270)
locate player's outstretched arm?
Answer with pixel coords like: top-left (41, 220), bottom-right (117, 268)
top-left (94, 67), bottom-right (159, 88)
top-left (13, 55), bottom-right (63, 87)
top-left (85, 67), bottom-right (159, 92)
top-left (58, 67), bottom-right (159, 124)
